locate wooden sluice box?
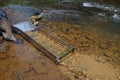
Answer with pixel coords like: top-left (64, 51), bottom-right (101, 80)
top-left (13, 21), bottom-right (74, 64)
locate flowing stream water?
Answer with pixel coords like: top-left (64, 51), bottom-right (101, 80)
top-left (0, 1), bottom-right (120, 80)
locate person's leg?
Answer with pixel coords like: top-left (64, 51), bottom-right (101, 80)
top-left (0, 18), bottom-right (16, 41)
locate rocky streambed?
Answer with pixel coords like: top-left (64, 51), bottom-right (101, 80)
top-left (0, 2), bottom-right (120, 80)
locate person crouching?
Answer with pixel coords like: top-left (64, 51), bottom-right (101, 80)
top-left (0, 8), bottom-right (17, 41)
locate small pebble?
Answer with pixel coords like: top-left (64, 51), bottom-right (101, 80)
top-left (74, 75), bottom-right (79, 79)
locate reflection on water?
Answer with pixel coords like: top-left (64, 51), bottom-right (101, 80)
top-left (83, 2), bottom-right (120, 13)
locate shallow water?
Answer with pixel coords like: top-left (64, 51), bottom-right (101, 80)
top-left (0, 1), bottom-right (120, 80)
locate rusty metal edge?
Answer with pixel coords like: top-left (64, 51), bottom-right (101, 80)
top-left (12, 26), bottom-right (60, 64)
top-left (12, 26), bottom-right (74, 64)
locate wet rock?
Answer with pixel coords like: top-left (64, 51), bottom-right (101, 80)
top-left (82, 2), bottom-right (120, 13)
top-left (111, 13), bottom-right (120, 22)
top-left (82, 2), bottom-right (120, 23)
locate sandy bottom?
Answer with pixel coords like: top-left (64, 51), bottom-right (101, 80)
top-left (0, 19), bottom-right (120, 80)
